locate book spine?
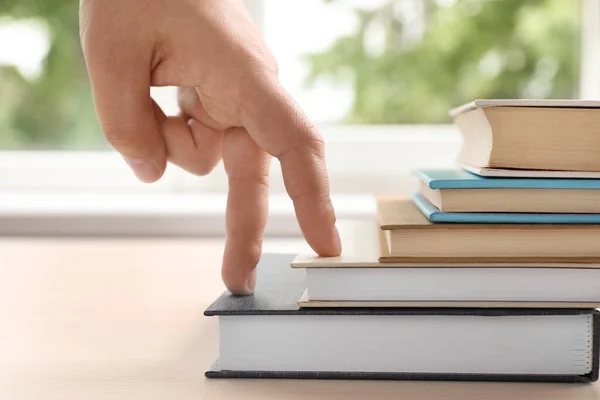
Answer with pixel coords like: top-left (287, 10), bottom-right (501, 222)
top-left (206, 368), bottom-right (592, 383)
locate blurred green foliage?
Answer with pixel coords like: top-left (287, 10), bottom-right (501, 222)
top-left (0, 0), bottom-right (104, 149)
top-left (0, 0), bottom-right (582, 149)
top-left (305, 0), bottom-right (580, 123)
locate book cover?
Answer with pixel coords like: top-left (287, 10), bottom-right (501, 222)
top-left (205, 254), bottom-right (600, 383)
top-left (412, 192), bottom-right (600, 224)
top-left (376, 196), bottom-right (600, 263)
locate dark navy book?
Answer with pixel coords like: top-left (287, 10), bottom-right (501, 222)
top-left (205, 254), bottom-right (599, 383)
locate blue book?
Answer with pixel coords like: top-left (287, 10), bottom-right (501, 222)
top-left (414, 168), bottom-right (600, 216)
top-left (412, 193), bottom-right (600, 224)
top-left (414, 168), bottom-right (600, 190)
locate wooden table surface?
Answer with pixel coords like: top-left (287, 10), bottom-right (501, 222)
top-left (0, 237), bottom-right (599, 400)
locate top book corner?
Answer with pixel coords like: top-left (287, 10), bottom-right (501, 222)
top-left (449, 99), bottom-right (600, 118)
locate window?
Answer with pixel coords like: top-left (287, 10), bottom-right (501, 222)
top-left (0, 0), bottom-right (596, 235)
top-left (266, 0), bottom-right (582, 124)
top-left (0, 6), bottom-right (103, 150)
top-left (0, 0), bottom-right (586, 147)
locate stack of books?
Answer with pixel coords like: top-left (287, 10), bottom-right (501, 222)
top-left (205, 99), bottom-right (600, 383)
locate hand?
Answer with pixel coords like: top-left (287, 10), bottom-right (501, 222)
top-left (79, 0), bottom-right (342, 294)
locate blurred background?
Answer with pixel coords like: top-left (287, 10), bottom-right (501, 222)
top-left (0, 0), bottom-right (584, 147)
top-left (0, 0), bottom-right (598, 237)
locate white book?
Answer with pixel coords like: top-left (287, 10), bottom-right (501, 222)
top-left (304, 267), bottom-right (600, 303)
top-left (293, 222), bottom-right (600, 305)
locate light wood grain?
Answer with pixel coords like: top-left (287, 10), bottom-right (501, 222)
top-left (1, 237), bottom-right (599, 400)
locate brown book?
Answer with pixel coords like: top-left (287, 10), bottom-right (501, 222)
top-left (451, 99), bottom-right (600, 172)
top-left (377, 195), bottom-right (600, 263)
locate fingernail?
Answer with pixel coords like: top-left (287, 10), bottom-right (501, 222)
top-left (124, 158), bottom-right (159, 182)
top-left (246, 269), bottom-right (257, 294)
top-left (333, 225), bottom-right (342, 254)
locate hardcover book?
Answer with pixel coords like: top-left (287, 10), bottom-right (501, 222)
top-left (412, 193), bottom-right (600, 224)
top-left (451, 99), bottom-right (600, 172)
top-left (377, 196), bottom-right (600, 263)
top-left (415, 168), bottom-right (600, 214)
top-left (205, 254), bottom-right (600, 383)
top-left (292, 223), bottom-right (600, 307)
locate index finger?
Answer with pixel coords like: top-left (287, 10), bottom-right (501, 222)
top-left (240, 79), bottom-right (341, 257)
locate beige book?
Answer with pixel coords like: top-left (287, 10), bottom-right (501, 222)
top-left (292, 219), bottom-right (600, 268)
top-left (291, 221), bottom-right (600, 268)
top-left (451, 99), bottom-right (600, 172)
top-left (377, 196), bottom-right (600, 263)
top-left (419, 181), bottom-right (600, 213)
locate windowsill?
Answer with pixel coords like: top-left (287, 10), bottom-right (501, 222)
top-left (0, 125), bottom-right (459, 236)
top-left (0, 192), bottom-right (376, 236)
top-left (0, 125), bottom-right (461, 193)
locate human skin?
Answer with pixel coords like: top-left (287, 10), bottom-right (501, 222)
top-left (79, 0), bottom-right (341, 294)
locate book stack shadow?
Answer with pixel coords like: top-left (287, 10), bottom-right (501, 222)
top-left (205, 100), bottom-right (600, 383)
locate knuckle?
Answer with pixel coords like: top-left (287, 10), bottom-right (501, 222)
top-left (78, 1), bottom-right (91, 49)
top-left (79, 22), bottom-right (89, 51)
top-left (302, 131), bottom-right (326, 156)
top-left (177, 87), bottom-right (201, 116)
top-left (271, 57), bottom-right (279, 76)
top-left (228, 174), bottom-right (270, 192)
top-left (242, 41), bottom-right (278, 76)
top-left (103, 128), bottom-right (139, 151)
top-left (227, 238), bottom-right (263, 264)
top-left (288, 182), bottom-right (328, 204)
top-left (279, 130), bottom-right (326, 162)
top-left (78, 14), bottom-right (102, 60)
top-left (268, 59), bottom-right (279, 77)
